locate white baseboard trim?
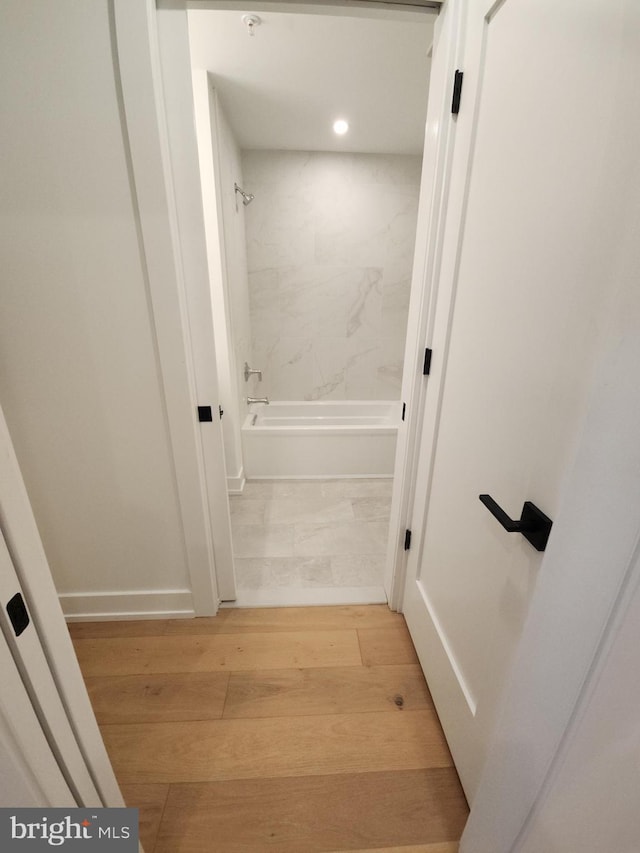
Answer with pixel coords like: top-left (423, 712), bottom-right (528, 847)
top-left (223, 586), bottom-right (388, 608)
top-left (61, 589), bottom-right (194, 622)
top-left (227, 468), bottom-right (246, 494)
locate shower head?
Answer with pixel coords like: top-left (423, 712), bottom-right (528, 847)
top-left (234, 183), bottom-right (255, 206)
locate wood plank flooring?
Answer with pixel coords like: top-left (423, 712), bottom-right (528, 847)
top-left (70, 605), bottom-right (468, 852)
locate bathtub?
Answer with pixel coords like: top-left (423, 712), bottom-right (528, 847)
top-left (241, 401), bottom-right (401, 478)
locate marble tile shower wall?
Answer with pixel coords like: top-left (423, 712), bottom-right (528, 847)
top-left (242, 151), bottom-right (422, 400)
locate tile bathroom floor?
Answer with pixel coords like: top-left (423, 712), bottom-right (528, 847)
top-left (229, 478), bottom-right (392, 606)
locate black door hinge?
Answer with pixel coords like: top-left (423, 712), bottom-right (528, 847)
top-left (423, 348), bottom-right (433, 376)
top-left (219, 405), bottom-right (224, 420)
top-left (197, 406), bottom-right (213, 422)
top-left (401, 402), bottom-right (406, 421)
top-left (404, 529), bottom-right (412, 551)
top-left (451, 70), bottom-right (464, 115)
top-left (6, 592), bottom-right (30, 637)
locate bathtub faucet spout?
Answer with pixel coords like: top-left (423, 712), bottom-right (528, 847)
top-left (246, 396), bottom-right (270, 405)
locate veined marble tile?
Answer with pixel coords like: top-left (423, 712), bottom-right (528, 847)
top-left (315, 268), bottom-right (365, 337)
top-left (310, 152), bottom-right (355, 187)
top-left (308, 338), bottom-right (347, 401)
top-left (383, 188), bottom-right (421, 267)
top-left (266, 480), bottom-right (332, 498)
top-left (231, 523), bottom-right (294, 558)
top-left (319, 479), bottom-right (394, 499)
top-left (381, 268), bottom-right (412, 341)
top-left (314, 224), bottom-right (387, 268)
top-left (243, 150), bottom-right (420, 402)
top-left (265, 496), bottom-right (355, 525)
top-left (278, 287), bottom-right (317, 339)
top-left (234, 556), bottom-right (333, 589)
top-left (293, 521), bottom-right (389, 557)
top-left (253, 336), bottom-right (314, 400)
top-left (240, 480), bottom-right (279, 499)
top-left (234, 557), bottom-right (272, 589)
top-left (249, 269), bottom-right (280, 337)
top-left (245, 190), bottom-right (314, 271)
top-left (350, 154), bottom-right (423, 186)
top-left (344, 337), bottom-right (379, 399)
top-left (297, 557), bottom-right (334, 587)
top-left (346, 267), bottom-right (383, 341)
top-left (330, 555), bottom-right (386, 586)
top-left (277, 266), bottom-right (375, 340)
top-left (229, 497), bottom-right (266, 525)
top-left (376, 336), bottom-right (405, 400)
top-left (242, 150), bottom-right (317, 187)
top-left (351, 497), bottom-right (393, 522)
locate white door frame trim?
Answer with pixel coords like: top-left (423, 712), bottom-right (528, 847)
top-left (112, 0), bottom-right (235, 613)
top-left (384, 0), bottom-right (462, 608)
top-left (0, 626), bottom-right (76, 807)
top-left (115, 0), bottom-right (443, 610)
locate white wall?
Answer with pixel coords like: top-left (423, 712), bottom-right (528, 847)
top-left (0, 0), bottom-right (192, 618)
top-left (243, 150), bottom-right (421, 401)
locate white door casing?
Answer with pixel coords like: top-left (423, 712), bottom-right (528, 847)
top-left (112, 0), bottom-right (235, 609)
top-left (155, 1), bottom-right (237, 601)
top-left (0, 526), bottom-right (100, 806)
top-left (403, 0), bottom-right (640, 801)
top-left (0, 617), bottom-right (75, 808)
top-left (385, 0), bottom-right (464, 608)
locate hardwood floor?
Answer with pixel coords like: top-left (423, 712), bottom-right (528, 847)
top-left (70, 605), bottom-right (468, 852)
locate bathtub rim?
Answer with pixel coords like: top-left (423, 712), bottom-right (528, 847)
top-left (243, 400), bottom-right (402, 437)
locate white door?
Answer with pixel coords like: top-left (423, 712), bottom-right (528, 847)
top-left (0, 402), bottom-right (125, 808)
top-left (0, 524), bottom-right (102, 805)
top-left (516, 543), bottom-right (640, 853)
top-left (0, 524), bottom-right (78, 806)
top-left (403, 0), bottom-right (638, 799)
top-left (0, 619), bottom-right (75, 807)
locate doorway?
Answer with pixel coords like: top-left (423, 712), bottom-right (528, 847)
top-left (186, 5), bottom-right (436, 606)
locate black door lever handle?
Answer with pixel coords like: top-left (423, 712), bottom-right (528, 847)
top-left (479, 494), bottom-right (553, 551)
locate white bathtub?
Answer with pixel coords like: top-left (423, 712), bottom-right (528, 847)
top-left (241, 401), bottom-right (401, 478)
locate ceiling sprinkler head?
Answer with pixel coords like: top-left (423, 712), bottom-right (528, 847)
top-left (242, 14), bottom-right (261, 37)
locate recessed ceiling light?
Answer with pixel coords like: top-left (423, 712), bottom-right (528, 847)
top-left (333, 119), bottom-right (349, 136)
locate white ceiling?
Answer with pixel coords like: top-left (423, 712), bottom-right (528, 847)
top-left (187, 8), bottom-right (435, 155)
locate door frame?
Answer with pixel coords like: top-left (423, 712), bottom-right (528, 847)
top-left (112, 0), bottom-right (235, 608)
top-left (401, 0), bottom-right (502, 797)
top-left (0, 624), bottom-right (76, 807)
top-left (113, 0), bottom-right (444, 608)
top-left (384, 0), bottom-right (463, 607)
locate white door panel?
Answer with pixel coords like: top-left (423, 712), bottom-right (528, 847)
top-left (0, 635), bottom-right (75, 807)
top-left (0, 526), bottom-right (101, 805)
top-left (404, 0), bottom-right (634, 800)
top-left (0, 538), bottom-right (76, 807)
top-left (517, 546), bottom-right (640, 853)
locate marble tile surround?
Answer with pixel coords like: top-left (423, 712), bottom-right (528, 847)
top-left (242, 151), bottom-right (422, 401)
top-left (230, 479), bottom-right (392, 591)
